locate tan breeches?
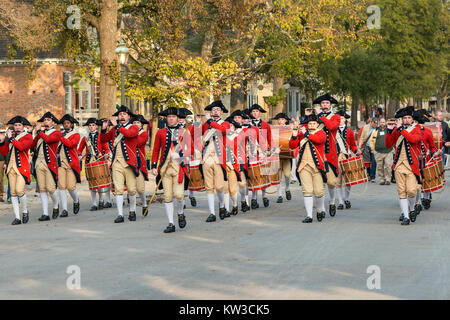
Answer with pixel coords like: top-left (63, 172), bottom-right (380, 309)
top-left (112, 162), bottom-right (137, 195)
top-left (58, 166), bottom-right (77, 192)
top-left (36, 162), bottom-right (56, 194)
top-left (162, 165), bottom-right (184, 202)
top-left (394, 163), bottom-right (418, 198)
top-left (137, 172), bottom-right (146, 195)
top-left (8, 170), bottom-right (26, 197)
top-left (203, 163), bottom-right (225, 194)
top-left (279, 158), bottom-right (291, 180)
top-left (299, 165), bottom-right (324, 198)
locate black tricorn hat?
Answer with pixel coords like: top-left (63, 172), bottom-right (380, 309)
top-left (413, 111), bottom-right (428, 124)
top-left (225, 116), bottom-right (232, 123)
top-left (113, 105), bottom-right (134, 117)
top-left (132, 114), bottom-right (149, 124)
top-left (204, 100), bottom-right (228, 113)
top-left (336, 110), bottom-right (350, 119)
top-left (418, 109), bottom-right (432, 119)
top-left (394, 106), bottom-right (415, 119)
top-left (302, 114), bottom-right (320, 124)
top-left (230, 110), bottom-right (245, 119)
top-left (59, 114), bottom-right (79, 125)
top-left (159, 107), bottom-right (179, 117)
top-left (241, 109), bottom-right (250, 120)
top-left (178, 108), bottom-right (193, 119)
top-left (96, 118), bottom-right (109, 126)
top-left (83, 118), bottom-right (98, 126)
top-left (7, 116), bottom-right (31, 126)
top-left (273, 112), bottom-right (290, 121)
top-left (249, 104), bottom-right (266, 113)
top-left (313, 93), bottom-right (338, 105)
top-left (37, 112), bottom-right (59, 123)
top-left (230, 119), bottom-right (242, 129)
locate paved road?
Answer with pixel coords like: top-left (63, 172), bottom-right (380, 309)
top-left (0, 172), bottom-right (449, 300)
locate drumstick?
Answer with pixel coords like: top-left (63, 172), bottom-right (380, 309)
top-left (143, 177), bottom-right (164, 218)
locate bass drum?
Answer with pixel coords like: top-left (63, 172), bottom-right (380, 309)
top-left (339, 156), bottom-right (368, 187)
top-left (188, 165), bottom-right (205, 192)
top-left (85, 161), bottom-right (112, 191)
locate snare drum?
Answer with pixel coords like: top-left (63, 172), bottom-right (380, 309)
top-left (339, 156), bottom-right (368, 187)
top-left (85, 161), bottom-right (112, 190)
top-left (271, 125), bottom-right (296, 158)
top-left (188, 165), bottom-right (205, 191)
top-left (247, 162), bottom-right (271, 191)
top-left (422, 157), bottom-right (445, 193)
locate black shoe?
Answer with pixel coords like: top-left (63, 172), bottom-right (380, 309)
top-left (60, 210), bottom-right (69, 218)
top-left (90, 205), bottom-right (98, 211)
top-left (316, 211), bottom-right (325, 222)
top-left (142, 206), bottom-right (149, 218)
top-left (178, 214), bottom-right (186, 228)
top-left (206, 214), bottom-right (216, 222)
top-left (52, 207), bottom-right (59, 219)
top-left (231, 206), bottom-right (238, 215)
top-left (241, 201), bottom-right (250, 213)
top-left (337, 204), bottom-right (344, 210)
top-left (399, 213), bottom-right (404, 221)
top-left (164, 223), bottom-right (176, 233)
top-left (409, 211), bottom-right (417, 223)
top-left (263, 197), bottom-right (269, 207)
top-left (114, 215), bottom-right (124, 223)
top-left (104, 202), bottom-right (112, 208)
top-left (251, 199), bottom-right (259, 209)
top-left (0, 198), bottom-right (5, 202)
top-left (329, 204), bottom-right (336, 217)
top-left (276, 196), bottom-right (283, 203)
top-left (128, 211), bottom-right (136, 221)
top-left (38, 215), bottom-right (50, 221)
top-left (12, 218), bottom-right (22, 225)
top-left (344, 200), bottom-right (351, 209)
top-left (415, 204), bottom-right (422, 216)
top-left (73, 202), bottom-right (80, 214)
top-left (286, 191), bottom-right (292, 200)
top-left (423, 199), bottom-right (431, 210)
top-left (302, 217), bottom-right (313, 223)
top-left (401, 218), bottom-right (410, 225)
top-left (190, 197), bottom-right (197, 207)
top-left (219, 207), bottom-right (227, 220)
top-left (98, 201), bottom-right (104, 210)
top-left (22, 211), bottom-right (29, 224)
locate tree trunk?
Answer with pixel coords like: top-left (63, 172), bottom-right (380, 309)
top-left (230, 79), bottom-right (247, 112)
top-left (97, 0), bottom-right (118, 119)
top-left (273, 76), bottom-right (285, 116)
top-left (149, 99), bottom-right (159, 157)
top-left (351, 95), bottom-right (358, 128)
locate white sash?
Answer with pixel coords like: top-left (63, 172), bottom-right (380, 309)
top-left (114, 123), bottom-right (132, 147)
top-left (36, 128), bottom-right (56, 149)
top-left (395, 124), bottom-right (416, 149)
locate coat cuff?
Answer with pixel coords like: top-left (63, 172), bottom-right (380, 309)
top-left (397, 126), bottom-right (404, 133)
top-left (304, 131), bottom-right (310, 138)
top-left (151, 162), bottom-right (157, 169)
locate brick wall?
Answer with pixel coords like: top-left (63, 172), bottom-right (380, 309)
top-left (0, 64), bottom-right (69, 126)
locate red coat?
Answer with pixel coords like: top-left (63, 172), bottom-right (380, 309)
top-left (101, 123), bottom-right (140, 175)
top-left (151, 126), bottom-right (191, 183)
top-left (78, 131), bottom-right (105, 163)
top-left (59, 130), bottom-right (81, 183)
top-left (385, 125), bottom-right (423, 180)
top-left (290, 129), bottom-right (327, 174)
top-left (319, 113), bottom-right (341, 176)
top-left (31, 128), bottom-right (62, 182)
top-left (137, 129), bottom-right (149, 180)
top-left (337, 126), bottom-right (358, 155)
top-left (421, 126), bottom-right (437, 159)
top-left (251, 119), bottom-right (272, 152)
top-left (0, 132), bottom-right (33, 184)
top-left (201, 119), bottom-right (231, 170)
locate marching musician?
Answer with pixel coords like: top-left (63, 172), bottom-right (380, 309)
top-left (272, 112), bottom-right (292, 203)
top-left (313, 94), bottom-right (341, 217)
top-left (101, 105), bottom-right (140, 223)
top-left (78, 118), bottom-right (107, 211)
top-left (201, 100), bottom-right (230, 221)
top-left (249, 104), bottom-right (272, 209)
top-left (98, 118), bottom-right (113, 209)
top-left (385, 106), bottom-right (422, 225)
top-left (335, 111), bottom-right (361, 210)
top-left (224, 110), bottom-right (249, 215)
top-left (289, 114), bottom-right (328, 223)
top-left (57, 114), bottom-right (81, 217)
top-left (413, 110), bottom-right (440, 211)
top-left (31, 112), bottom-right (62, 221)
top-left (151, 107), bottom-right (191, 233)
top-left (0, 116), bottom-right (33, 225)
top-left (132, 114), bottom-right (150, 217)
top-left (178, 108), bottom-right (194, 209)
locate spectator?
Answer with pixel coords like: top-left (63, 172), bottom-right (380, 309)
top-left (358, 117), bottom-right (378, 182)
top-left (434, 110), bottom-right (449, 165)
top-left (370, 118), bottom-right (394, 185)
